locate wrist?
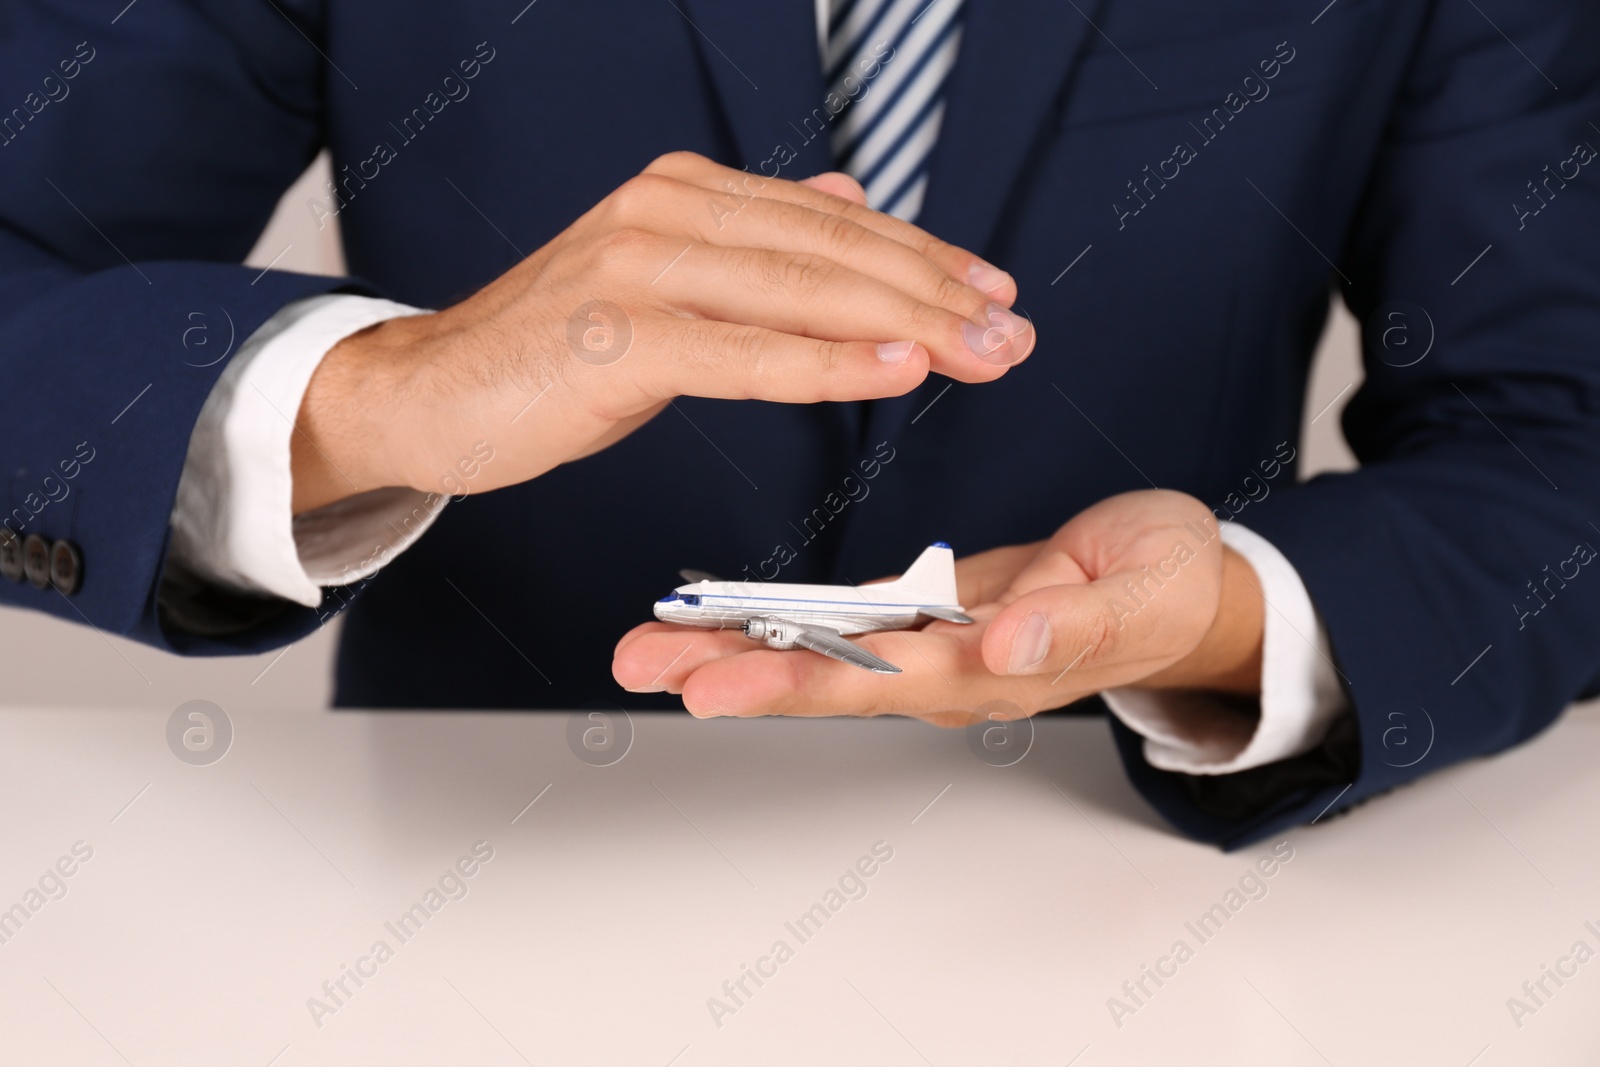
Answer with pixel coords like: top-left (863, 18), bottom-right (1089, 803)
top-left (290, 315), bottom-right (427, 514)
top-left (1139, 544), bottom-right (1265, 694)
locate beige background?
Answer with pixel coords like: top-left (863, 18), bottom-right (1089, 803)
top-left (0, 155), bottom-right (1363, 711)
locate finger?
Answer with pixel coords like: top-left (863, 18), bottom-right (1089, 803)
top-left (631, 314), bottom-right (932, 402)
top-left (982, 573), bottom-right (1191, 681)
top-left (613, 620), bottom-right (678, 655)
top-left (612, 625), bottom-right (751, 702)
top-left (681, 628), bottom-right (976, 719)
top-left (991, 540), bottom-right (1094, 600)
top-left (621, 165), bottom-right (1011, 320)
top-left (611, 620), bottom-right (965, 712)
top-left (754, 181), bottom-right (1018, 304)
top-left (1027, 489), bottom-right (1219, 589)
top-left (566, 400), bottom-right (669, 461)
top-left (652, 244), bottom-right (1034, 376)
top-left (641, 152), bottom-right (1017, 304)
top-left (800, 172), bottom-right (869, 205)
top-left (983, 582), bottom-right (1110, 681)
top-left (613, 623), bottom-right (813, 708)
top-left (672, 194), bottom-right (1000, 334)
top-left (755, 182), bottom-right (1017, 303)
top-left (952, 542), bottom-right (1047, 606)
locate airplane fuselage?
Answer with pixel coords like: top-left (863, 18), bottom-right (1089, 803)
top-left (651, 543), bottom-right (970, 672)
top-left (654, 582), bottom-right (936, 636)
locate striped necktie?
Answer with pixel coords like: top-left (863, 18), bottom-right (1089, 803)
top-left (825, 0), bottom-right (966, 222)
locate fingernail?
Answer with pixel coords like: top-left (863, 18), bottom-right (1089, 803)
top-left (967, 260), bottom-right (1011, 294)
top-left (877, 340), bottom-right (916, 364)
top-left (962, 320), bottom-right (1006, 362)
top-left (1013, 316), bottom-right (1037, 361)
top-left (964, 303), bottom-right (1027, 365)
top-left (624, 684), bottom-right (666, 693)
top-left (1008, 612), bottom-right (1052, 674)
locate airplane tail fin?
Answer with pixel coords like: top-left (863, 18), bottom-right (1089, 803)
top-left (888, 542), bottom-right (959, 603)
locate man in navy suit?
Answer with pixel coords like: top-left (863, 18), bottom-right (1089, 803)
top-left (2, 0), bottom-right (1597, 848)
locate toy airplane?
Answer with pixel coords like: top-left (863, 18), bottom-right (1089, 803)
top-left (653, 542), bottom-right (974, 674)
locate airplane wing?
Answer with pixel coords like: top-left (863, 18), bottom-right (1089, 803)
top-left (918, 606), bottom-right (975, 624)
top-left (790, 625), bottom-right (903, 674)
top-left (679, 569), bottom-right (720, 584)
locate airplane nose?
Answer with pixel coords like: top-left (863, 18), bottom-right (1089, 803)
top-left (654, 601), bottom-right (694, 624)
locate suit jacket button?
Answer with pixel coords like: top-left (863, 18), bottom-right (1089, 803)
top-left (0, 529), bottom-right (22, 583)
top-left (22, 534), bottom-right (51, 589)
top-left (50, 539), bottom-right (83, 594)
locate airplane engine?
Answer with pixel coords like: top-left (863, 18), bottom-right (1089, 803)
top-left (742, 615), bottom-right (804, 650)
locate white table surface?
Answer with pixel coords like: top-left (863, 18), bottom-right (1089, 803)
top-left (1, 701), bottom-right (1597, 1066)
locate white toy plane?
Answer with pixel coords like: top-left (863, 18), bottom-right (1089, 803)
top-left (653, 542), bottom-right (974, 674)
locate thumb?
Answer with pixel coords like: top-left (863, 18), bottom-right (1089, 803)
top-left (983, 570), bottom-right (1175, 679)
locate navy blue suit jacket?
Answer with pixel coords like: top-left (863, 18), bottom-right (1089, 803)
top-left (3, 0), bottom-right (1598, 847)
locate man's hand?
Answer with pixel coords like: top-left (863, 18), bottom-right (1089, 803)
top-left (289, 152), bottom-right (1034, 513)
top-left (611, 490), bottom-right (1264, 726)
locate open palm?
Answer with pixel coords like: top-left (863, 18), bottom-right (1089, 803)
top-left (612, 490), bottom-right (1230, 727)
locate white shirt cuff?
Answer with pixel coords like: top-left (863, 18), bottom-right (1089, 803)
top-left (168, 294), bottom-right (446, 609)
top-left (1100, 521), bottom-right (1348, 775)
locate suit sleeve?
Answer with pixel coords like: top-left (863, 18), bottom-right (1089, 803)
top-left (1112, 0), bottom-right (1600, 847)
top-left (0, 0), bottom-right (382, 653)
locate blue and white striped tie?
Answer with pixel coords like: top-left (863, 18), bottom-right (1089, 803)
top-left (826, 0), bottom-right (966, 222)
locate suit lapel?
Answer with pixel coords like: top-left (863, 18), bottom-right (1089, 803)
top-left (917, 0), bottom-right (1099, 252)
top-left (858, 0), bottom-right (1100, 455)
top-left (674, 0), bottom-right (834, 176)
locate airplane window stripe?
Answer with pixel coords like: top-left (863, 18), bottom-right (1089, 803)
top-left (693, 594), bottom-right (957, 609)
